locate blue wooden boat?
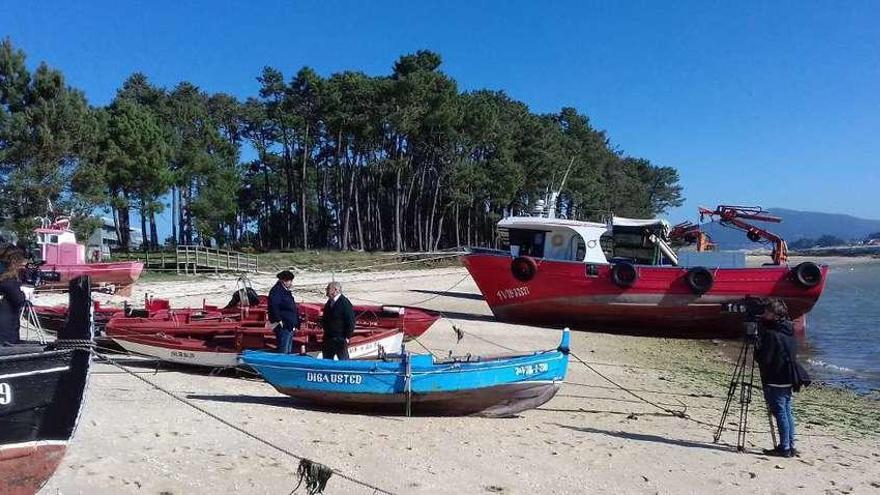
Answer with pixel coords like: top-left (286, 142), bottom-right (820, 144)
top-left (241, 329), bottom-right (570, 417)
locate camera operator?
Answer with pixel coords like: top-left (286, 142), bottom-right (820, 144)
top-left (754, 298), bottom-right (799, 458)
top-left (0, 248), bottom-right (27, 345)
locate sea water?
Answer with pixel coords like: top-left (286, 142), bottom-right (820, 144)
top-left (802, 260), bottom-right (880, 393)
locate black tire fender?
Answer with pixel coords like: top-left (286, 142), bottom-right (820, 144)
top-left (792, 262), bottom-right (823, 288)
top-left (511, 256), bottom-right (538, 282)
top-left (685, 266), bottom-right (714, 294)
top-left (611, 261), bottom-right (638, 288)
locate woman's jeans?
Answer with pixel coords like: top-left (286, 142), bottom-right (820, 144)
top-left (274, 326), bottom-right (293, 354)
top-left (763, 385), bottom-right (795, 450)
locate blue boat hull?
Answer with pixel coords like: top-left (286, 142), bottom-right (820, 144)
top-left (272, 381), bottom-right (561, 417)
top-left (242, 330), bottom-right (570, 417)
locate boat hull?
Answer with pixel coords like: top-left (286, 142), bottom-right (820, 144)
top-left (40, 261), bottom-right (143, 291)
top-left (461, 252), bottom-right (829, 337)
top-left (0, 441), bottom-right (69, 495)
top-left (110, 329), bottom-right (405, 368)
top-left (242, 332), bottom-right (570, 417)
top-left (275, 381), bottom-right (561, 417)
top-left (0, 349), bottom-right (90, 495)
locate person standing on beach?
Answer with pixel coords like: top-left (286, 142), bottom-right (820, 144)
top-left (321, 281), bottom-right (355, 360)
top-left (755, 298), bottom-right (801, 458)
top-left (0, 248), bottom-right (27, 345)
top-left (268, 270), bottom-right (299, 353)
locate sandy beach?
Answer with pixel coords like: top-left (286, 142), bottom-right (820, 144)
top-left (36, 266), bottom-right (880, 495)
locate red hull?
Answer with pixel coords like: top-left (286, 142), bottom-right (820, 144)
top-left (0, 442), bottom-right (67, 495)
top-left (461, 253), bottom-right (828, 337)
top-left (42, 261), bottom-right (143, 289)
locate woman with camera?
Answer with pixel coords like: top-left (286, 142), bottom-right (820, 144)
top-left (0, 248), bottom-right (27, 345)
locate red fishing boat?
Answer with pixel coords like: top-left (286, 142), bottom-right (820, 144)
top-left (33, 217), bottom-right (143, 294)
top-left (33, 293), bottom-right (439, 338)
top-left (104, 306), bottom-right (407, 368)
top-left (461, 205), bottom-right (828, 337)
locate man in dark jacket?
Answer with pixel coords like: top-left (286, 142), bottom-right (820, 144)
top-left (0, 249), bottom-right (27, 345)
top-left (268, 270), bottom-right (299, 353)
top-left (321, 281), bottom-right (355, 360)
top-left (755, 298), bottom-right (798, 458)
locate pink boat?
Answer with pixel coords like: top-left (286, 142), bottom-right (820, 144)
top-left (33, 218), bottom-right (143, 293)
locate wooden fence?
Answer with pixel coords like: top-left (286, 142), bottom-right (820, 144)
top-left (111, 246), bottom-right (259, 274)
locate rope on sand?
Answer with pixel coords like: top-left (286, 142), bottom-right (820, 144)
top-left (91, 349), bottom-right (396, 495)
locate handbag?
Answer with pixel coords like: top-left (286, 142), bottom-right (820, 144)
top-left (791, 360), bottom-right (812, 392)
top-left (783, 342), bottom-right (811, 392)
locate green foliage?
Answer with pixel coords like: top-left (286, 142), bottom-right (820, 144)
top-left (815, 234), bottom-right (846, 247)
top-left (0, 38), bottom-right (101, 240)
top-left (789, 238), bottom-right (816, 250)
top-left (1, 40), bottom-right (684, 251)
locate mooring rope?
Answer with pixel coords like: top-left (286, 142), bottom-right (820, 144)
top-left (91, 349), bottom-right (396, 495)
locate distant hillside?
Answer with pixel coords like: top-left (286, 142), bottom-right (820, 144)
top-left (697, 208), bottom-right (880, 250)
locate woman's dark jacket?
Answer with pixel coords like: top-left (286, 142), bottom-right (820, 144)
top-left (0, 277), bottom-right (26, 344)
top-left (268, 281), bottom-right (299, 331)
top-left (755, 319), bottom-right (797, 386)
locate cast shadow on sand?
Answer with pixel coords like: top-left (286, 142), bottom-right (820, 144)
top-left (409, 289), bottom-right (485, 301)
top-left (186, 394), bottom-right (406, 421)
top-left (552, 423), bottom-right (731, 453)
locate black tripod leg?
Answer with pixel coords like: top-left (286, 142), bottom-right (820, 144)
top-left (714, 338), bottom-right (749, 445)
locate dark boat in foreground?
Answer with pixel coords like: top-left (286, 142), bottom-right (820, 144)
top-left (241, 329), bottom-right (570, 417)
top-left (0, 277), bottom-right (93, 495)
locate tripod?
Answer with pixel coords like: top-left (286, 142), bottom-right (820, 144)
top-left (713, 326), bottom-right (777, 452)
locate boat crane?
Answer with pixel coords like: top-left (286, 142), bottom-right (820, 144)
top-left (698, 205), bottom-right (789, 265)
top-left (669, 221), bottom-right (715, 252)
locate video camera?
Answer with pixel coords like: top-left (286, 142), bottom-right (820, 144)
top-left (20, 259), bottom-right (62, 287)
top-left (720, 296), bottom-right (770, 338)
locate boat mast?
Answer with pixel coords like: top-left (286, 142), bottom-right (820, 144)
top-left (545, 157), bottom-right (575, 219)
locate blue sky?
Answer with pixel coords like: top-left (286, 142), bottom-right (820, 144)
top-left (3, 0), bottom-right (878, 241)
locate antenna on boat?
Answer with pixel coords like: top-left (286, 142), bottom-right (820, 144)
top-left (545, 157), bottom-right (575, 219)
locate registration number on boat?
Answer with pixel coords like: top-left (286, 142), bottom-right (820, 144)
top-left (515, 363), bottom-right (549, 376)
top-left (496, 286), bottom-right (529, 301)
top-left (0, 383), bottom-right (11, 405)
top-left (170, 351), bottom-right (197, 359)
top-left (306, 372), bottom-right (363, 385)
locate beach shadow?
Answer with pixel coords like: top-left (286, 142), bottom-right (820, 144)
top-left (187, 394), bottom-right (406, 421)
top-left (551, 423), bottom-right (731, 452)
top-left (187, 394), bottom-right (296, 409)
top-left (435, 310), bottom-right (497, 323)
top-left (539, 407), bottom-right (674, 417)
top-left (410, 289), bottom-right (484, 301)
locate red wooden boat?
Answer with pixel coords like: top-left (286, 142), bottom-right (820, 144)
top-left (33, 218), bottom-right (143, 293)
top-left (461, 206), bottom-right (828, 337)
top-left (33, 294), bottom-right (439, 338)
top-left (105, 307), bottom-right (406, 367)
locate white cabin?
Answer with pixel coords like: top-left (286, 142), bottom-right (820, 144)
top-left (498, 215), bottom-right (675, 266)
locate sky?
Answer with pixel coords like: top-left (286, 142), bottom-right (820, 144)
top-left (3, 0), bottom-right (879, 241)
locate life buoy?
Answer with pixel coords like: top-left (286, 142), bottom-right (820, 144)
top-left (685, 266), bottom-right (714, 294)
top-left (511, 256), bottom-right (538, 282)
top-left (792, 262), bottom-right (822, 288)
top-left (611, 261), bottom-right (638, 288)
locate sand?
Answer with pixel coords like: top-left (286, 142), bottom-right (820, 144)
top-left (35, 267), bottom-right (880, 495)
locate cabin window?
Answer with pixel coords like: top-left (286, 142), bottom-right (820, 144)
top-left (570, 238), bottom-right (586, 261)
top-left (507, 229), bottom-right (546, 258)
top-left (49, 235), bottom-right (59, 244)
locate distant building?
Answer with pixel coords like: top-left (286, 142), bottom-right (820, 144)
top-left (87, 217), bottom-right (143, 254)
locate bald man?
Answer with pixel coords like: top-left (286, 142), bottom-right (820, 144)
top-left (321, 281), bottom-right (355, 360)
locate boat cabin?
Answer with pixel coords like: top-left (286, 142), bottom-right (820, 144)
top-left (498, 216), bottom-right (675, 266)
top-left (34, 218), bottom-right (86, 265)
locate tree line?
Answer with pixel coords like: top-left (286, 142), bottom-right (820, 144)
top-left (0, 39), bottom-right (684, 252)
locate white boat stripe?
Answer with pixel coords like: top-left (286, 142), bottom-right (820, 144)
top-left (0, 366), bottom-right (70, 380)
top-left (0, 440), bottom-right (69, 451)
